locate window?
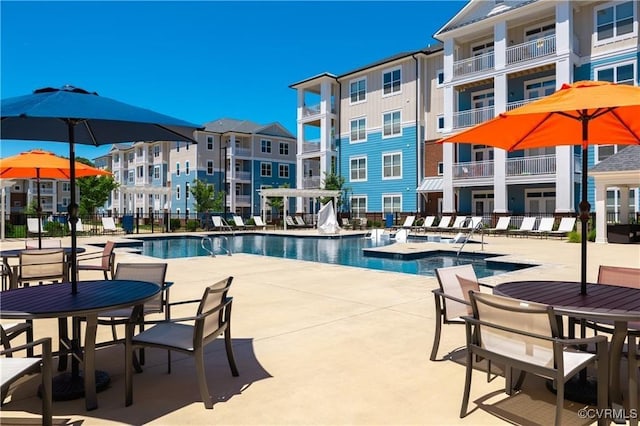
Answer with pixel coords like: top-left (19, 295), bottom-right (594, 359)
top-left (382, 152), bottom-right (402, 179)
top-left (595, 1), bottom-right (635, 43)
top-left (350, 157), bottom-right (367, 182)
top-left (383, 111), bottom-right (401, 137)
top-left (114, 154), bottom-right (119, 163)
top-left (176, 185), bottom-right (180, 200)
top-left (185, 161), bottom-right (190, 175)
top-left (279, 142), bottom-right (289, 155)
top-left (207, 136), bottom-right (214, 150)
top-left (383, 68), bottom-right (401, 95)
top-left (185, 183), bottom-right (190, 199)
top-left (137, 166), bottom-right (144, 178)
top-left (128, 152), bottom-right (134, 163)
top-left (279, 164), bottom-right (289, 178)
top-left (350, 78), bottom-right (366, 103)
top-left (154, 166), bottom-right (160, 179)
top-left (62, 182), bottom-right (71, 192)
top-left (436, 69), bottom-right (444, 86)
top-left (351, 196), bottom-right (367, 218)
top-left (596, 145), bottom-right (619, 163)
top-left (261, 139), bottom-right (272, 153)
top-left (437, 114), bottom-right (445, 132)
top-left (207, 160), bottom-right (214, 175)
top-left (153, 145), bottom-right (160, 157)
top-left (176, 162), bottom-right (180, 176)
top-left (137, 147), bottom-right (143, 157)
top-left (261, 162), bottom-right (272, 177)
top-left (596, 62), bottom-right (636, 85)
top-left (176, 142), bottom-right (180, 152)
top-left (437, 162), bottom-right (444, 175)
top-left (128, 171), bottom-right (134, 183)
top-left (350, 118), bottom-right (367, 142)
top-left (382, 195), bottom-right (402, 214)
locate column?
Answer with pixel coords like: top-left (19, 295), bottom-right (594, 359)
top-left (595, 182), bottom-right (607, 243)
top-left (555, 1), bottom-right (572, 56)
top-left (493, 73), bottom-right (508, 213)
top-left (555, 58), bottom-right (574, 212)
top-left (619, 186), bottom-right (630, 224)
top-left (494, 21), bottom-right (506, 70)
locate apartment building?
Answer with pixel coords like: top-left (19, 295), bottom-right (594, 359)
top-left (4, 179), bottom-right (74, 215)
top-left (435, 0), bottom-right (639, 219)
top-left (292, 0), bottom-right (639, 221)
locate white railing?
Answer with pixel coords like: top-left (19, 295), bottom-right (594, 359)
top-left (506, 98), bottom-right (536, 111)
top-left (453, 105), bottom-right (495, 129)
top-left (506, 154), bottom-right (556, 176)
top-left (453, 160), bottom-right (494, 179)
top-left (235, 195), bottom-right (250, 205)
top-left (453, 51), bottom-right (495, 77)
top-left (302, 142), bottom-right (321, 153)
top-left (234, 147), bottom-right (251, 157)
top-left (303, 176), bottom-right (321, 188)
top-left (302, 103), bottom-right (336, 117)
top-left (506, 34), bottom-right (556, 65)
top-left (235, 171), bottom-right (251, 181)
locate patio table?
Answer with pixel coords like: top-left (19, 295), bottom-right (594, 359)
top-left (1, 247), bottom-right (86, 289)
top-left (494, 280), bottom-right (640, 408)
top-left (0, 279), bottom-right (160, 410)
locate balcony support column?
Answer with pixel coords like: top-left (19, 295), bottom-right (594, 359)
top-left (442, 82), bottom-right (455, 214)
top-left (595, 182), bottom-right (607, 244)
top-left (555, 1), bottom-right (572, 56)
top-left (555, 60), bottom-right (575, 213)
top-left (494, 21), bottom-right (506, 70)
top-left (493, 73), bottom-right (508, 213)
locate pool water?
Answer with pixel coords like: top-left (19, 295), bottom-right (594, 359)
top-left (137, 234), bottom-right (532, 278)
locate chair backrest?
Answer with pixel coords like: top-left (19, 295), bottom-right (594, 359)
top-left (557, 217), bottom-right (576, 232)
top-left (402, 216), bottom-right (415, 228)
top-left (469, 291), bottom-right (557, 368)
top-left (19, 249), bottom-right (66, 283)
top-left (102, 217), bottom-right (117, 231)
top-left (519, 217), bottom-right (537, 231)
top-left (76, 218), bottom-right (84, 232)
top-left (114, 263), bottom-right (168, 313)
top-left (494, 216), bottom-right (511, 230)
top-left (359, 217), bottom-right (368, 228)
top-left (452, 216), bottom-right (467, 228)
top-left (26, 239), bottom-right (61, 249)
top-left (295, 216), bottom-right (306, 226)
top-left (422, 216), bottom-right (436, 228)
top-left (437, 216), bottom-right (452, 228)
top-left (233, 215), bottom-right (245, 227)
top-left (253, 216), bottom-right (265, 227)
top-left (197, 276), bottom-right (233, 347)
top-left (211, 216), bottom-right (223, 228)
top-left (469, 217), bottom-right (483, 228)
top-left (435, 264), bottom-right (479, 321)
top-left (101, 241), bottom-right (116, 270)
top-left (537, 217), bottom-right (555, 232)
top-left (597, 265), bottom-right (640, 288)
top-left (286, 216), bottom-right (296, 226)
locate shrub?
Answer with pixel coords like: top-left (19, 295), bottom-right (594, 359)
top-left (170, 218), bottom-right (181, 231)
top-left (43, 220), bottom-right (64, 237)
top-left (186, 219), bottom-right (199, 232)
top-left (588, 228), bottom-right (596, 242)
top-left (567, 230), bottom-right (581, 243)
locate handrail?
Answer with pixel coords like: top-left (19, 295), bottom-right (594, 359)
top-left (219, 236), bottom-right (232, 256)
top-left (457, 220), bottom-right (485, 258)
top-left (201, 236), bottom-right (215, 257)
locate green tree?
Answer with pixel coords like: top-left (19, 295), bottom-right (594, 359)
top-left (190, 179), bottom-right (223, 213)
top-left (75, 157), bottom-right (119, 215)
top-left (266, 183), bottom-right (289, 218)
top-left (321, 172), bottom-right (348, 210)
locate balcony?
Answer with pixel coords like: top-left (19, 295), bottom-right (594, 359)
top-left (453, 154), bottom-right (560, 180)
top-left (230, 146), bottom-right (251, 157)
top-left (302, 102), bottom-right (336, 118)
top-left (453, 105), bottom-right (494, 129)
top-left (506, 98), bottom-right (538, 111)
top-left (301, 139), bottom-right (336, 154)
top-left (453, 51), bottom-right (494, 78)
top-left (454, 160), bottom-right (494, 179)
top-left (506, 35), bottom-right (556, 66)
top-left (235, 171), bottom-right (251, 181)
top-left (303, 176), bottom-right (321, 189)
top-left (235, 195), bottom-right (251, 205)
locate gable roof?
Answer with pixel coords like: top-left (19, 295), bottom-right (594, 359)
top-left (590, 145), bottom-right (640, 173)
top-left (434, 0), bottom-right (536, 37)
top-left (203, 118), bottom-right (294, 139)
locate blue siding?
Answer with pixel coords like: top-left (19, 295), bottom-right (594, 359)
top-left (341, 124), bottom-right (418, 212)
top-left (252, 160), bottom-right (296, 214)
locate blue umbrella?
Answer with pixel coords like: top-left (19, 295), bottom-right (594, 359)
top-left (1, 85), bottom-right (203, 294)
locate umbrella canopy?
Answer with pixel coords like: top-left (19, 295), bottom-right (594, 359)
top-left (1, 85), bottom-right (203, 294)
top-left (439, 81), bottom-right (640, 294)
top-left (0, 149), bottom-right (112, 248)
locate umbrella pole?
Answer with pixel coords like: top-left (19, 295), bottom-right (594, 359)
top-left (36, 169), bottom-right (42, 249)
top-left (579, 118), bottom-right (590, 295)
top-left (68, 122), bottom-right (78, 295)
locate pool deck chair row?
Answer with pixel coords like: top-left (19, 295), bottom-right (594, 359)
top-left (509, 217), bottom-right (577, 238)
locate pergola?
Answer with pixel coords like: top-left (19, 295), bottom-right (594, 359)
top-left (258, 188), bottom-right (341, 230)
top-left (590, 145), bottom-right (640, 243)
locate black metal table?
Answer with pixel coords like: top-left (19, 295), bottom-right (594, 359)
top-left (1, 247), bottom-right (86, 289)
top-left (0, 279), bottom-right (160, 410)
top-left (494, 280), bottom-right (640, 407)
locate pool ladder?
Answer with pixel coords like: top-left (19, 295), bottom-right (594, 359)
top-left (456, 220), bottom-right (485, 258)
top-left (201, 236), bottom-right (232, 257)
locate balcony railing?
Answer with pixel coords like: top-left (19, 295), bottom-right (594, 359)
top-left (302, 102), bottom-right (336, 118)
top-left (506, 34), bottom-right (556, 65)
top-left (453, 160), bottom-right (494, 179)
top-left (506, 154), bottom-right (555, 176)
top-left (235, 195), bottom-right (250, 205)
top-left (301, 139), bottom-right (336, 154)
top-left (235, 171), bottom-right (251, 181)
top-left (303, 176), bottom-right (321, 188)
top-left (506, 98), bottom-right (538, 111)
top-left (453, 51), bottom-right (494, 78)
top-left (453, 105), bottom-right (495, 129)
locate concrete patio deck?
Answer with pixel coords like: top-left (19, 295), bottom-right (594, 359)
top-left (1, 231), bottom-right (639, 425)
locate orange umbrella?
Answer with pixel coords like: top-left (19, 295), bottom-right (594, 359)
top-left (439, 81), bottom-right (640, 293)
top-left (0, 149), bottom-right (111, 248)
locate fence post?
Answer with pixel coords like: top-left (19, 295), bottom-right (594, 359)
top-left (150, 210), bottom-right (154, 233)
top-left (135, 211), bottom-right (140, 234)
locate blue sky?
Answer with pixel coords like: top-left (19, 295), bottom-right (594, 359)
top-left (1, 1), bottom-right (464, 161)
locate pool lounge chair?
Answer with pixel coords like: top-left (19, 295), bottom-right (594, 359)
top-left (26, 218), bottom-right (47, 237)
top-left (295, 216), bottom-right (313, 228)
top-left (211, 216), bottom-right (231, 231)
top-left (548, 217), bottom-right (576, 238)
top-left (445, 216), bottom-right (467, 233)
top-left (101, 217), bottom-right (122, 234)
top-left (485, 216), bottom-right (511, 235)
top-left (415, 216), bottom-right (436, 233)
top-left (530, 217), bottom-right (555, 238)
top-left (509, 217), bottom-right (537, 237)
top-left (252, 216), bottom-right (274, 230)
top-left (433, 216), bottom-right (452, 233)
top-left (394, 215), bottom-right (415, 230)
top-left (232, 215), bottom-right (253, 230)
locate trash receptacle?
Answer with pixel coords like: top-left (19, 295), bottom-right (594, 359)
top-left (122, 215), bottom-right (134, 234)
top-left (385, 213), bottom-right (394, 228)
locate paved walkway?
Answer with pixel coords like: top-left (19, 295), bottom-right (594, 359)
top-left (1, 231), bottom-right (638, 425)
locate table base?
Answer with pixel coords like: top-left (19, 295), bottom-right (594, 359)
top-left (39, 370), bottom-right (110, 401)
top-left (545, 375), bottom-right (598, 405)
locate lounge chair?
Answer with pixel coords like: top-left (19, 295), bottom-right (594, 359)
top-left (26, 218), bottom-right (47, 236)
top-left (430, 264), bottom-right (492, 361)
top-left (509, 216), bottom-right (537, 237)
top-left (435, 216), bottom-right (452, 232)
top-left (0, 335), bottom-right (53, 426)
top-left (211, 216), bottom-right (231, 231)
top-left (446, 216), bottom-right (467, 233)
top-left (530, 217), bottom-right (555, 238)
top-left (295, 216), bottom-right (313, 228)
top-left (485, 216), bottom-right (511, 235)
top-left (125, 276), bottom-right (238, 409)
top-left (415, 216), bottom-right (436, 233)
top-left (285, 216), bottom-right (298, 228)
top-left (460, 291), bottom-right (608, 426)
top-left (394, 215), bottom-right (415, 230)
top-left (232, 215), bottom-right (253, 230)
top-left (468, 216), bottom-right (483, 230)
top-left (67, 217), bottom-right (85, 233)
top-left (101, 217), bottom-right (122, 234)
top-left (548, 217), bottom-right (576, 238)
top-left (252, 216), bottom-right (274, 230)
top-left (341, 218), bottom-right (353, 230)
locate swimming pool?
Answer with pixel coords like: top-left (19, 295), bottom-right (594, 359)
top-left (131, 234), bottom-right (533, 278)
